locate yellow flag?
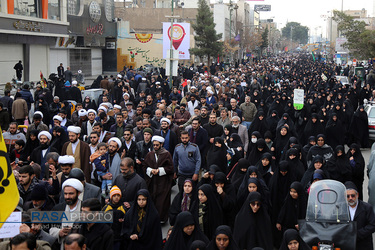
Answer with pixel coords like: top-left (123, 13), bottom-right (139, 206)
top-left (0, 129), bottom-right (20, 229)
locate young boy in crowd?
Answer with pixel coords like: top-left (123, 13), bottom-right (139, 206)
top-left (90, 142), bottom-right (111, 197)
top-left (10, 139), bottom-right (25, 164)
top-left (102, 186), bottom-right (126, 250)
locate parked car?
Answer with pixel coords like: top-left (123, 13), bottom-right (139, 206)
top-left (335, 76), bottom-right (349, 85)
top-left (364, 101), bottom-right (375, 141)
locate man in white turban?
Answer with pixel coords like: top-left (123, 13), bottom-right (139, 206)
top-left (142, 135), bottom-right (174, 223)
top-left (30, 131), bottom-right (58, 179)
top-left (61, 126), bottom-right (92, 182)
top-left (159, 118), bottom-right (178, 155)
top-left (49, 178), bottom-right (84, 243)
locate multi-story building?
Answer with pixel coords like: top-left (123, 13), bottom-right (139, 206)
top-left (0, 0), bottom-right (117, 84)
top-left (63, 0), bottom-right (117, 76)
top-left (0, 0), bottom-right (69, 83)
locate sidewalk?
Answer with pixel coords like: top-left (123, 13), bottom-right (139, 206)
top-left (0, 74), bottom-right (101, 93)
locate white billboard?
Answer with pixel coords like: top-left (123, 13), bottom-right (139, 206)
top-left (163, 22), bottom-right (190, 60)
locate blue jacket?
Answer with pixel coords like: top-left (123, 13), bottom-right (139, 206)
top-left (173, 142), bottom-right (201, 175)
top-left (20, 89), bottom-right (34, 110)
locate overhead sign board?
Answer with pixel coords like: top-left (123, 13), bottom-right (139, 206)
top-left (254, 5), bottom-right (271, 12)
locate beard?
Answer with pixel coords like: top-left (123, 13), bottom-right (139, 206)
top-left (232, 124), bottom-right (239, 128)
top-left (65, 195), bottom-right (78, 206)
top-left (40, 142), bottom-right (49, 149)
top-left (348, 200), bottom-right (357, 206)
top-left (70, 138), bottom-right (78, 143)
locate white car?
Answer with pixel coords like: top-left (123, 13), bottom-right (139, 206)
top-left (335, 76), bottom-right (349, 85)
top-left (365, 102), bottom-right (375, 141)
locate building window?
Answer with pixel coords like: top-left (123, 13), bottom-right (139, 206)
top-left (68, 0), bottom-right (80, 15)
top-left (48, 0), bottom-right (60, 20)
top-left (14, 0), bottom-right (41, 17)
top-left (105, 0), bottom-right (113, 22)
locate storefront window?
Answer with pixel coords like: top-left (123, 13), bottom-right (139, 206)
top-left (48, 0), bottom-right (60, 20)
top-left (68, 0), bottom-right (80, 16)
top-left (14, 0), bottom-right (40, 17)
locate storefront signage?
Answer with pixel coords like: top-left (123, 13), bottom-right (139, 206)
top-left (13, 20), bottom-right (43, 32)
top-left (86, 23), bottom-right (104, 35)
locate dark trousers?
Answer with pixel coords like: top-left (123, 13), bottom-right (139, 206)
top-left (16, 119), bottom-right (24, 126)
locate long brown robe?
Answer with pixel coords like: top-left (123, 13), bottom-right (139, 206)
top-left (61, 140), bottom-right (92, 183)
top-left (142, 148), bottom-right (174, 221)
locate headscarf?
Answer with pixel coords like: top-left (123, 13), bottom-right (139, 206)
top-left (164, 211), bottom-right (209, 250)
top-left (169, 179), bottom-right (198, 226)
top-left (197, 184), bottom-right (224, 240)
top-left (233, 192), bottom-right (273, 250)
top-left (207, 137), bottom-right (228, 174)
top-left (182, 179), bottom-right (194, 212)
top-left (231, 158), bottom-right (249, 192)
top-left (121, 189), bottom-right (162, 249)
top-left (279, 229), bottom-right (310, 250)
top-left (277, 182), bottom-right (307, 230)
top-left (206, 225), bottom-right (240, 250)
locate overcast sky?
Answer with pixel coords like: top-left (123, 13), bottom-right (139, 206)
top-left (218, 0), bottom-right (374, 39)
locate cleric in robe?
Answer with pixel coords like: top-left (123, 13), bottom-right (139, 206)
top-left (61, 126), bottom-right (92, 182)
top-left (142, 135), bottom-right (174, 223)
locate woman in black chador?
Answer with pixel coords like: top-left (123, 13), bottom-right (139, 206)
top-left (164, 211), bottom-right (209, 250)
top-left (169, 179), bottom-right (198, 226)
top-left (233, 192), bottom-right (273, 250)
top-left (206, 225), bottom-right (240, 250)
top-left (121, 189), bottom-right (162, 250)
top-left (207, 137), bottom-right (229, 174)
top-left (276, 182), bottom-right (307, 236)
top-left (279, 229), bottom-right (310, 250)
top-left (194, 184), bottom-right (224, 240)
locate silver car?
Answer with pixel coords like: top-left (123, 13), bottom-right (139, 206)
top-left (335, 76), bottom-right (349, 85)
top-left (365, 103), bottom-right (375, 141)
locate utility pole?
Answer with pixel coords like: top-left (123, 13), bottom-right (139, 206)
top-left (290, 26), bottom-right (293, 49)
top-left (169, 0), bottom-right (174, 88)
top-left (341, 0), bottom-right (343, 12)
top-left (229, 0), bottom-right (232, 41)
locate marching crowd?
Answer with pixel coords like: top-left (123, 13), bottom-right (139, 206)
top-left (1, 54), bottom-right (375, 250)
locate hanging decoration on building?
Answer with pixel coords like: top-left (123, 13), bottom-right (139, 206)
top-left (135, 33), bottom-right (153, 43)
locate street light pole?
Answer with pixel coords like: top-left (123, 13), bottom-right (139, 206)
top-left (341, 0), bottom-right (343, 12)
top-left (290, 26), bottom-right (293, 49)
top-left (229, 0), bottom-right (232, 41)
top-left (169, 0), bottom-right (174, 88)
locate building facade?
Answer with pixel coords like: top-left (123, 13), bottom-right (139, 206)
top-left (54, 0), bottom-right (117, 78)
top-left (0, 0), bottom-right (116, 85)
top-left (115, 0), bottom-right (196, 69)
top-left (0, 0), bottom-right (69, 83)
